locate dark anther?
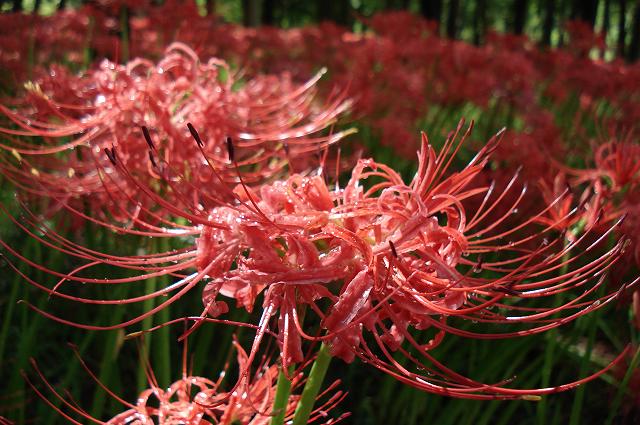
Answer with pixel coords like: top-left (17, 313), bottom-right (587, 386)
top-left (187, 123), bottom-right (204, 147)
top-left (148, 150), bottom-right (158, 169)
top-left (389, 240), bottom-right (398, 258)
top-left (565, 182), bottom-right (572, 194)
top-left (225, 136), bottom-right (235, 162)
top-left (473, 254), bottom-right (484, 272)
top-left (283, 141), bottom-right (290, 156)
top-left (104, 147), bottom-right (117, 165)
top-left (142, 126), bottom-right (155, 151)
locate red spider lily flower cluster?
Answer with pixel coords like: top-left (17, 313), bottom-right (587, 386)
top-left (23, 337), bottom-right (347, 424)
top-left (7, 120), bottom-right (637, 400)
top-left (2, 10), bottom-right (638, 277)
top-left (550, 136), bottom-right (640, 322)
top-left (1, 4), bottom-right (639, 420)
top-left (3, 8), bottom-right (639, 157)
top-left (0, 42), bottom-right (351, 222)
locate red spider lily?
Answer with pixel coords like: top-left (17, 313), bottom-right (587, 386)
top-left (7, 120), bottom-right (637, 400)
top-left (565, 20), bottom-right (607, 59)
top-left (550, 137), bottom-right (640, 273)
top-left (534, 173), bottom-right (615, 235)
top-left (22, 335), bottom-right (347, 425)
top-left (569, 140), bottom-right (640, 192)
top-left (620, 201), bottom-right (640, 269)
top-left (608, 198), bottom-right (640, 290)
top-left (492, 114), bottom-right (564, 184)
top-left (0, 42), bottom-right (351, 222)
top-left (2, 7), bottom-right (639, 164)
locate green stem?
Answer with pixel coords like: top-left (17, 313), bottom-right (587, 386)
top-left (136, 237), bottom-right (171, 390)
top-left (270, 366), bottom-right (294, 425)
top-left (291, 343), bottom-right (332, 425)
top-left (137, 277), bottom-right (157, 391)
top-left (83, 16), bottom-right (95, 69)
top-left (568, 305), bottom-right (599, 425)
top-left (567, 225), bottom-right (606, 425)
top-left (119, 7), bottom-right (129, 63)
top-left (536, 325), bottom-right (556, 424)
top-left (155, 237), bottom-right (172, 388)
top-left (0, 241), bottom-right (31, 368)
top-left (537, 228), bottom-right (582, 424)
top-left (604, 345), bottom-right (640, 425)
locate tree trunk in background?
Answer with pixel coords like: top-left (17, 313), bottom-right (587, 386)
top-left (570, 0), bottom-right (598, 27)
top-left (58, 0), bottom-right (65, 11)
top-left (618, 0), bottom-right (627, 57)
top-left (420, 0), bottom-right (442, 22)
top-left (558, 0), bottom-right (568, 47)
top-left (385, 0), bottom-right (410, 9)
top-left (317, 1), bottom-right (352, 26)
top-left (242, 0), bottom-right (261, 27)
top-left (337, 1), bottom-right (353, 26)
top-left (601, 0), bottom-right (611, 57)
top-left (603, 0), bottom-right (611, 33)
top-left (32, 0), bottom-right (41, 14)
top-left (473, 0), bottom-right (487, 45)
top-left (446, 0), bottom-right (459, 38)
top-left (583, 0), bottom-right (599, 27)
top-left (263, 0), bottom-right (275, 25)
top-left (513, 0), bottom-right (528, 34)
top-left (12, 0), bottom-right (22, 12)
top-left (570, 0), bottom-right (579, 19)
top-left (542, 0), bottom-right (555, 45)
top-left (628, 1), bottom-right (640, 61)
top-left (206, 0), bottom-right (216, 16)
top-left (317, 1), bottom-right (330, 21)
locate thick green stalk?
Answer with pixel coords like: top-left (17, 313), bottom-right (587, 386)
top-left (291, 343), bottom-right (332, 425)
top-left (89, 327), bottom-right (124, 419)
top-left (270, 366), bottom-right (294, 425)
top-left (90, 230), bottom-right (126, 420)
top-left (137, 277), bottom-right (157, 391)
top-left (155, 237), bottom-right (172, 388)
top-left (136, 237), bottom-right (171, 390)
